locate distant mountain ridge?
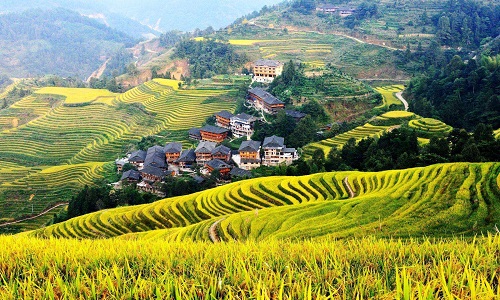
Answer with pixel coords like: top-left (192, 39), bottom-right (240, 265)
top-left (0, 8), bottom-right (135, 78)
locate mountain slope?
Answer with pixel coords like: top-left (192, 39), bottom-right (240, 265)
top-left (30, 162), bottom-right (500, 240)
top-left (0, 8), bottom-right (135, 78)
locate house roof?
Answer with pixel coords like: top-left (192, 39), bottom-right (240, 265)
top-left (200, 125), bottom-right (229, 135)
top-left (239, 140), bottom-right (261, 152)
top-left (140, 165), bottom-right (167, 178)
top-left (248, 88), bottom-right (284, 105)
top-left (195, 141), bottom-right (217, 153)
top-left (254, 59), bottom-right (282, 67)
top-left (206, 159), bottom-right (231, 170)
top-left (193, 175), bottom-right (205, 184)
top-left (115, 158), bottom-right (128, 166)
top-left (144, 146), bottom-right (166, 168)
top-left (215, 110), bottom-right (234, 119)
top-left (263, 135), bottom-right (285, 148)
top-left (164, 142), bottom-right (183, 153)
top-left (128, 150), bottom-right (147, 162)
top-left (188, 127), bottom-right (201, 136)
top-left (232, 112), bottom-right (258, 122)
top-left (230, 167), bottom-right (253, 178)
top-left (176, 149), bottom-right (196, 162)
top-left (285, 110), bottom-right (307, 119)
top-left (121, 169), bottom-right (141, 181)
top-left (212, 145), bottom-right (231, 156)
top-left (283, 147), bottom-right (297, 154)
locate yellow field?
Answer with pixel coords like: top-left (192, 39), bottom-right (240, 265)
top-left (374, 85), bottom-right (405, 109)
top-left (228, 39), bottom-right (278, 45)
top-left (35, 87), bottom-right (117, 104)
top-left (153, 78), bottom-right (182, 90)
top-left (380, 110), bottom-right (414, 118)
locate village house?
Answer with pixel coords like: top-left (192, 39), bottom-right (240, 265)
top-left (238, 140), bottom-right (261, 170)
top-left (285, 110), bottom-right (307, 122)
top-left (262, 135), bottom-right (298, 166)
top-left (338, 7), bottom-right (356, 17)
top-left (215, 110), bottom-right (234, 129)
top-left (188, 128), bottom-right (202, 140)
top-left (212, 145), bottom-right (232, 162)
top-left (199, 125), bottom-right (230, 143)
top-left (120, 169), bottom-right (141, 184)
top-left (164, 142), bottom-right (183, 163)
top-left (195, 141), bottom-right (217, 164)
top-left (230, 167), bottom-right (253, 179)
top-left (128, 150), bottom-right (147, 169)
top-left (316, 4), bottom-right (356, 17)
top-left (205, 159), bottom-right (232, 179)
top-left (247, 87), bottom-right (285, 115)
top-left (230, 113), bottom-right (258, 138)
top-left (144, 145), bottom-right (167, 169)
top-left (316, 4), bottom-right (337, 13)
top-left (253, 59), bottom-right (283, 83)
top-left (140, 165), bottom-right (168, 183)
top-left (115, 157), bottom-right (128, 173)
top-left (176, 149), bottom-right (196, 169)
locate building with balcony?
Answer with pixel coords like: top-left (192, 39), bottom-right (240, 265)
top-left (230, 113), bottom-right (258, 138)
top-left (262, 135), bottom-right (298, 166)
top-left (253, 59), bottom-right (283, 83)
top-left (238, 140), bottom-right (261, 170)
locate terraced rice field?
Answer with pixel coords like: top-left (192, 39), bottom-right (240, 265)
top-left (30, 162), bottom-right (500, 240)
top-left (495, 128), bottom-right (500, 139)
top-left (35, 87), bottom-right (117, 105)
top-left (374, 85), bottom-right (405, 109)
top-left (409, 117), bottom-right (453, 138)
top-left (303, 111), bottom-right (449, 158)
top-left (0, 80), bottom-right (238, 229)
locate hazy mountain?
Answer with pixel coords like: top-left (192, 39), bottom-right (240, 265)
top-left (0, 0), bottom-right (284, 35)
top-left (0, 8), bottom-right (135, 78)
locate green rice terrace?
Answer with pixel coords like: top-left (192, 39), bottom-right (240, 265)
top-left (0, 79), bottom-right (238, 230)
top-left (302, 111), bottom-right (451, 158)
top-left (29, 162), bottom-right (500, 240)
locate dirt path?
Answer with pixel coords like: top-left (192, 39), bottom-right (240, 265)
top-left (343, 177), bottom-right (355, 198)
top-left (395, 91), bottom-right (409, 111)
top-left (87, 58), bottom-right (111, 83)
top-left (0, 202), bottom-right (68, 227)
top-left (209, 218), bottom-right (225, 243)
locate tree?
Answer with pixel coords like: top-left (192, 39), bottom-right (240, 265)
top-left (289, 115), bottom-right (317, 148)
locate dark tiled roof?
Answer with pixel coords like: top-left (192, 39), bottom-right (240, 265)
top-left (232, 113), bottom-right (257, 122)
top-left (164, 142), bottom-right (182, 153)
top-left (206, 159), bottom-right (231, 170)
top-left (129, 150), bottom-right (147, 162)
top-left (176, 149), bottom-right (196, 162)
top-left (215, 110), bottom-right (234, 119)
top-left (193, 175), bottom-right (205, 184)
top-left (140, 165), bottom-right (167, 178)
top-left (212, 145), bottom-right (231, 156)
top-left (239, 140), bottom-right (261, 152)
top-left (285, 110), bottom-right (307, 119)
top-left (283, 147), bottom-right (297, 153)
top-left (195, 141), bottom-right (217, 153)
top-left (200, 125), bottom-right (229, 135)
top-left (230, 167), bottom-right (253, 178)
top-left (248, 88), bottom-right (284, 105)
top-left (263, 135), bottom-right (285, 148)
top-left (121, 169), bottom-right (141, 181)
top-left (254, 59), bottom-right (281, 67)
top-left (145, 146), bottom-right (166, 169)
top-left (189, 128), bottom-right (201, 136)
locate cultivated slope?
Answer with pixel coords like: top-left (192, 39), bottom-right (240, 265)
top-left (30, 162), bottom-right (500, 240)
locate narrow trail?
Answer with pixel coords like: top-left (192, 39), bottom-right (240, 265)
top-left (343, 177), bottom-right (356, 199)
top-left (395, 91), bottom-right (409, 111)
top-left (0, 202), bottom-right (68, 227)
top-left (209, 218), bottom-right (225, 243)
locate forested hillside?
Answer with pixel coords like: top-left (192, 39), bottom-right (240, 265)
top-left (0, 8), bottom-right (135, 78)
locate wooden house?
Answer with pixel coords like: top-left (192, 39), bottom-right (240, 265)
top-left (199, 125), bottom-right (229, 143)
top-left (164, 142), bottom-right (183, 163)
top-left (212, 145), bottom-right (231, 162)
top-left (253, 59), bottom-right (283, 83)
top-left (195, 141), bottom-right (217, 164)
top-left (247, 88), bottom-right (284, 115)
top-left (215, 110), bottom-right (234, 129)
top-left (205, 159), bottom-right (232, 178)
top-left (238, 140), bottom-right (261, 170)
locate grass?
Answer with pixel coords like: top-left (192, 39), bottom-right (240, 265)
top-left (35, 87), bottom-right (117, 105)
top-left (0, 79), bottom-right (239, 230)
top-left (30, 162), bottom-right (500, 240)
top-left (1, 235), bottom-right (499, 299)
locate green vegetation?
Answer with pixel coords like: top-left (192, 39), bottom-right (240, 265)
top-left (0, 79), bottom-right (238, 232)
top-left (30, 162), bottom-right (500, 240)
top-left (374, 85), bottom-right (405, 110)
top-left (406, 54), bottom-right (500, 130)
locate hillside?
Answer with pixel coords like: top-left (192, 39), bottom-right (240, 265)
top-left (0, 79), bottom-right (238, 232)
top-left (0, 8), bottom-right (135, 79)
top-left (30, 162), bottom-right (500, 240)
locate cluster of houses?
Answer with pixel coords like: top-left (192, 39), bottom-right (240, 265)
top-left (116, 131), bottom-right (299, 195)
top-left (315, 4), bottom-right (356, 17)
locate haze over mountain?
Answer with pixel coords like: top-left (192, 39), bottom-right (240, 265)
top-left (0, 0), bottom-right (284, 34)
